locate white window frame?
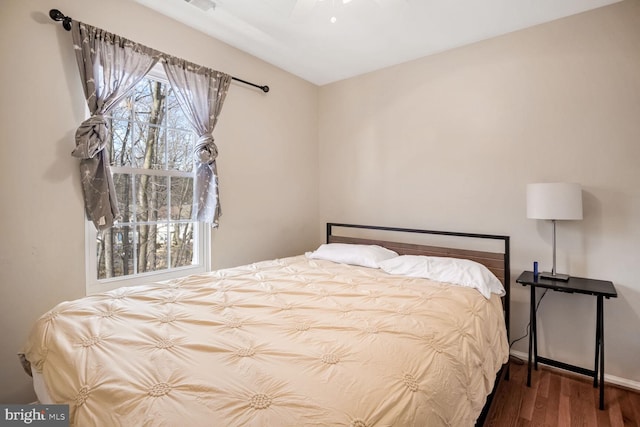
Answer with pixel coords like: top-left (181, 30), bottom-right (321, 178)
top-left (85, 65), bottom-right (210, 295)
top-left (86, 223), bottom-right (209, 294)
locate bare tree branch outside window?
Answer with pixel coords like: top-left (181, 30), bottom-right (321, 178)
top-left (97, 76), bottom-right (197, 280)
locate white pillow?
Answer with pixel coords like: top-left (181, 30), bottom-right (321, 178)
top-left (306, 243), bottom-right (398, 268)
top-left (378, 255), bottom-right (505, 299)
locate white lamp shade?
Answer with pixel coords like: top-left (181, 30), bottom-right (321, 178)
top-left (527, 183), bottom-right (583, 220)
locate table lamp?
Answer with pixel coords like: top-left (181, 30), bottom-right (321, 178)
top-left (526, 182), bottom-right (583, 281)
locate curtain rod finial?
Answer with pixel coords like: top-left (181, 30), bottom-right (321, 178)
top-left (49, 9), bottom-right (64, 20)
top-left (49, 9), bottom-right (72, 31)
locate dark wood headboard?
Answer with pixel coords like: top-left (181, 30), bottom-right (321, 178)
top-left (326, 223), bottom-right (511, 341)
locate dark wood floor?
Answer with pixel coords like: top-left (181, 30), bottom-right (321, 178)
top-left (483, 358), bottom-right (640, 427)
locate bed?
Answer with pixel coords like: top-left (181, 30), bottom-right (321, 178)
top-left (20, 223), bottom-right (510, 426)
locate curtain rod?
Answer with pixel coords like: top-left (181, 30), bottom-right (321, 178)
top-left (49, 9), bottom-right (270, 93)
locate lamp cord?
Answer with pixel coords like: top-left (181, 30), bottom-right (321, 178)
top-left (509, 288), bottom-right (548, 351)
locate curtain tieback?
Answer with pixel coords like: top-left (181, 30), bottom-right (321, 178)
top-left (195, 135), bottom-right (218, 165)
top-left (72, 114), bottom-right (108, 159)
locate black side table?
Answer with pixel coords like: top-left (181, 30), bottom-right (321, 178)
top-left (516, 271), bottom-right (617, 410)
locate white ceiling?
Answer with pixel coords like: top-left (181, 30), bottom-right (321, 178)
top-left (134, 0), bottom-right (620, 86)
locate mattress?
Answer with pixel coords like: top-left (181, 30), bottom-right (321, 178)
top-left (21, 255), bottom-right (508, 426)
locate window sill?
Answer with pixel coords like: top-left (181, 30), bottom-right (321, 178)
top-left (86, 264), bottom-right (208, 295)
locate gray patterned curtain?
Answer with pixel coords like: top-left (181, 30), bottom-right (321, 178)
top-left (162, 57), bottom-right (231, 227)
top-left (71, 21), bottom-right (159, 230)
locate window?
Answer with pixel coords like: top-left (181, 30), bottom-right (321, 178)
top-left (86, 70), bottom-right (209, 294)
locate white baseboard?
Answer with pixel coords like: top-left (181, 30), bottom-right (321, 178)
top-left (509, 350), bottom-right (640, 392)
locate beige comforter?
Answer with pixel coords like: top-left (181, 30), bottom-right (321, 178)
top-left (22, 256), bottom-right (508, 427)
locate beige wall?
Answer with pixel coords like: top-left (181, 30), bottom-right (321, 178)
top-left (319, 0), bottom-right (640, 385)
top-left (0, 0), bottom-right (318, 403)
top-left (2, 0), bottom-right (639, 406)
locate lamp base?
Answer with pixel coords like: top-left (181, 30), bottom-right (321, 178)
top-left (539, 271), bottom-right (570, 281)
